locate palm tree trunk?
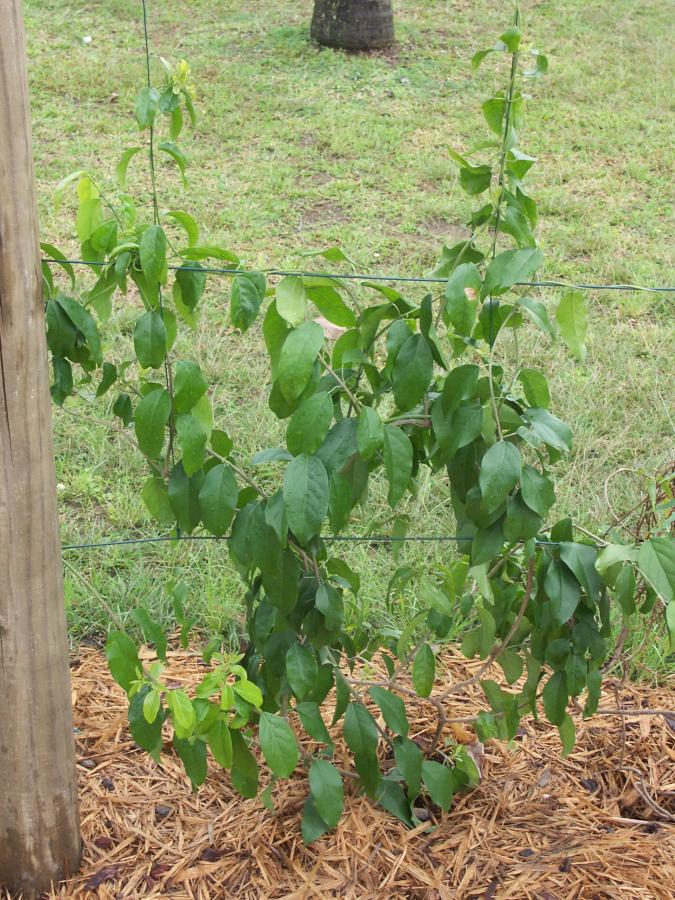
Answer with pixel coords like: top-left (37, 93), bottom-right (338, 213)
top-left (311, 0), bottom-right (394, 52)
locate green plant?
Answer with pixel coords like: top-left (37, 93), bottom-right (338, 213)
top-left (43, 1), bottom-right (674, 840)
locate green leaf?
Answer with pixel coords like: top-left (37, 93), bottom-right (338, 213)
top-left (520, 466), bottom-right (555, 517)
top-left (356, 407), bottom-right (384, 461)
top-left (168, 462), bottom-right (204, 533)
top-left (259, 712), bottom-right (299, 778)
top-left (276, 275), bottom-right (307, 326)
top-left (286, 643), bottom-right (318, 701)
top-left (393, 736), bottom-right (423, 797)
top-left (159, 141), bottom-right (188, 185)
top-left (482, 248), bottom-right (544, 298)
top-left (383, 425), bottom-right (413, 507)
top-left (301, 796), bottom-right (330, 844)
top-left (176, 413), bottom-right (207, 476)
top-left (518, 408), bottom-right (572, 453)
top-left (95, 362), bottom-right (117, 398)
top-left (55, 295), bottom-right (102, 366)
top-left (504, 493), bottom-right (541, 542)
top-left (542, 671), bottom-right (568, 726)
top-left (105, 631), bottom-right (141, 694)
top-left (277, 321), bottom-right (324, 404)
top-left (199, 464), bottom-right (238, 536)
top-left (167, 209), bottom-right (200, 247)
top-left (441, 364), bottom-right (480, 416)
top-left (637, 538), bottom-right (675, 603)
top-left (368, 686), bottom-right (409, 737)
top-left (615, 564), bottom-right (637, 615)
top-left (232, 679), bottom-right (263, 708)
top-left (131, 607), bottom-right (167, 661)
top-left (139, 224), bottom-right (166, 285)
top-left (479, 441), bottom-right (522, 510)
top-left (135, 388), bottom-right (170, 458)
top-left (230, 273), bottom-right (263, 332)
top-left (315, 582), bottom-right (344, 631)
top-left (115, 146), bottom-right (142, 190)
top-left (134, 310), bottom-right (167, 369)
top-left (141, 476), bottom-right (175, 526)
top-left (309, 759), bottom-right (344, 828)
top-left (230, 730), bottom-right (259, 798)
top-left (412, 643), bottom-right (435, 698)
top-left (544, 559), bottom-right (581, 623)
top-left (129, 686), bottom-right (164, 761)
top-left (283, 454), bottom-right (329, 544)
top-left (558, 713), bottom-right (576, 756)
top-left (559, 542), bottom-right (603, 602)
top-left (295, 702), bottom-right (334, 747)
top-left (207, 719), bottom-right (233, 769)
top-left (173, 360), bottom-right (207, 414)
top-left (392, 334), bottom-right (433, 411)
top-left (287, 393), bottom-right (333, 456)
top-left (421, 760), bottom-right (453, 812)
top-left (459, 164), bottom-right (492, 195)
top-left (174, 266), bottom-right (206, 314)
top-left (555, 292), bottom-right (587, 363)
top-left (134, 86), bottom-right (160, 128)
top-left (307, 285), bottom-right (356, 327)
top-left (375, 780), bottom-right (413, 827)
top-left (482, 95), bottom-right (506, 136)
top-left (518, 296), bottom-right (555, 337)
top-left (331, 672), bottom-right (350, 726)
top-left (170, 688), bottom-right (196, 736)
top-left (443, 263), bottom-right (481, 336)
top-left (518, 368), bottom-right (550, 409)
top-left (343, 703), bottom-right (379, 758)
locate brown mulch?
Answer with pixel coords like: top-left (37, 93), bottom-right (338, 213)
top-left (49, 647), bottom-right (675, 899)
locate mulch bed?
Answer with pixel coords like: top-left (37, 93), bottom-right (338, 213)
top-left (47, 647), bottom-right (675, 899)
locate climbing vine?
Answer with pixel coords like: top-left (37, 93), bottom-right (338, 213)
top-left (43, 2), bottom-right (674, 841)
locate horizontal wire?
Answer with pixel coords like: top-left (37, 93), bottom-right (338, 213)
top-left (61, 533), bottom-right (564, 551)
top-left (42, 258), bottom-right (675, 294)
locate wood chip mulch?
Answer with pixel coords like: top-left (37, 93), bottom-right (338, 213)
top-left (47, 647), bottom-right (675, 899)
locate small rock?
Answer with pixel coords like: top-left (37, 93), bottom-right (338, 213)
top-left (82, 35), bottom-right (92, 45)
top-left (155, 804), bottom-right (172, 820)
top-left (101, 776), bottom-right (115, 792)
top-left (412, 807), bottom-right (431, 821)
top-left (559, 857), bottom-right (572, 873)
top-left (580, 778), bottom-right (599, 793)
top-left (518, 848), bottom-right (535, 858)
top-left (80, 758), bottom-right (96, 770)
top-left (94, 835), bottom-right (114, 850)
top-left (399, 77), bottom-right (410, 85)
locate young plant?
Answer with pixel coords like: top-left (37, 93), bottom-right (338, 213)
top-left (44, 0), bottom-right (674, 840)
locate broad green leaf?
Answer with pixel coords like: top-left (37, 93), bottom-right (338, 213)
top-left (479, 441), bottom-right (521, 510)
top-left (559, 542), bottom-right (603, 602)
top-left (368, 686), bottom-right (409, 737)
top-left (421, 760), bottom-right (453, 812)
top-left (343, 703), bottom-right (379, 758)
top-left (520, 465), bottom-right (555, 517)
top-left (307, 285), bottom-right (356, 327)
top-left (383, 425), bottom-right (413, 507)
top-left (55, 295), bottom-right (102, 366)
top-left (159, 141), bottom-right (188, 185)
top-left (135, 388), bottom-right (170, 458)
top-left (555, 291), bottom-right (587, 363)
top-left (286, 393), bottom-right (333, 456)
top-left (295, 702), bottom-right (334, 747)
top-left (393, 736), bottom-right (423, 797)
top-left (356, 407), bottom-right (384, 461)
top-left (309, 759), bottom-right (344, 828)
top-left (544, 559), bottom-right (581, 623)
top-left (412, 643), bottom-right (435, 698)
top-left (459, 164), bottom-right (492, 195)
top-left (131, 607), bottom-right (167, 661)
top-left (105, 631), bottom-right (141, 694)
top-left (392, 334), bottom-right (433, 411)
top-left (504, 493), bottom-right (541, 542)
top-left (441, 364), bottom-right (480, 416)
top-left (175, 264), bottom-right (206, 311)
top-left (259, 712), bottom-right (299, 778)
top-left (518, 296), bottom-right (554, 337)
top-left (134, 310), bottom-right (167, 369)
top-left (542, 671), bottom-right (568, 726)
top-left (134, 85), bottom-right (159, 128)
top-left (230, 273), bottom-right (264, 332)
top-left (375, 780), bottom-right (413, 827)
top-left (614, 563), bottom-right (637, 615)
top-left (176, 413), bottom-right (207, 476)
top-left (207, 719), bottom-right (233, 769)
top-left (129, 685), bottom-right (164, 761)
top-left (558, 713), bottom-right (576, 756)
top-left (301, 797), bottom-right (330, 844)
top-left (283, 454), bottom-right (329, 544)
top-left (199, 464), bottom-right (238, 536)
top-left (277, 321), bottom-right (324, 403)
top-left (331, 672), bottom-right (350, 726)
top-left (518, 408), bottom-right (572, 453)
top-left (286, 643), bottom-right (318, 701)
top-left (141, 476), bottom-right (175, 526)
top-left (139, 224), bottom-right (166, 284)
top-left (637, 538), bottom-right (675, 603)
top-left (168, 462), bottom-right (204, 533)
top-left (232, 679), bottom-right (263, 708)
top-left (518, 368), bottom-right (550, 409)
top-left (173, 360), bottom-right (207, 414)
top-left (230, 730), bottom-right (259, 798)
top-left (443, 263), bottom-right (481, 336)
top-left (315, 582), bottom-right (344, 631)
top-left (276, 275), bottom-right (307, 326)
top-left (482, 248), bottom-right (544, 298)
top-left (170, 688), bottom-right (196, 736)
top-left (497, 648), bottom-right (523, 684)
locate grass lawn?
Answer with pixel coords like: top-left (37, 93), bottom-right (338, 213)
top-left (24, 0), bottom-right (673, 668)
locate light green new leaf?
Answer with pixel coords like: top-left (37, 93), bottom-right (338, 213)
top-left (276, 275), bottom-right (307, 326)
top-left (555, 291), bottom-right (587, 363)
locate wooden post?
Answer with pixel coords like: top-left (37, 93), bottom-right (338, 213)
top-left (0, 0), bottom-right (81, 895)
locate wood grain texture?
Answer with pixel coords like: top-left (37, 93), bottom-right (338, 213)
top-left (0, 0), bottom-right (81, 896)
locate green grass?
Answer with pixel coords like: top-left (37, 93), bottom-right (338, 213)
top-left (24, 0), bottom-right (673, 661)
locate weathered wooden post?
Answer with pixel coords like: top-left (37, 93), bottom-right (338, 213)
top-left (0, 0), bottom-right (81, 895)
